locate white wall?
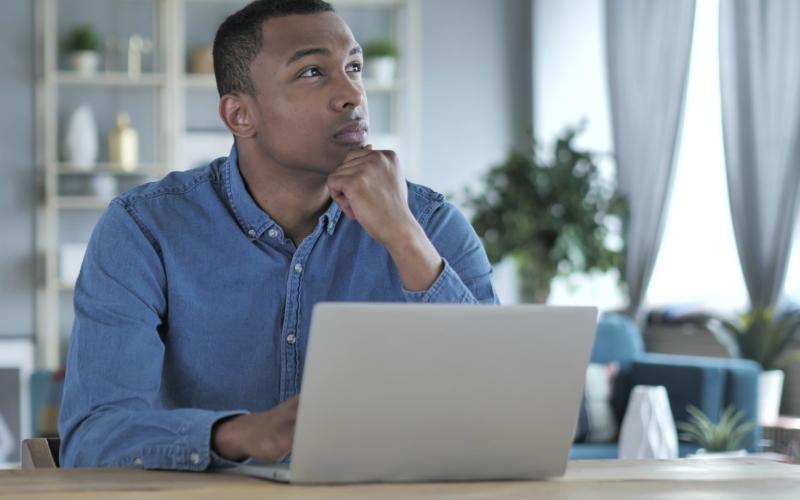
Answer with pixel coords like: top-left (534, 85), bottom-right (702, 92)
top-left (533, 0), bottom-right (610, 153)
top-left (418, 0), bottom-right (533, 198)
top-left (0, 0), bottom-right (35, 337)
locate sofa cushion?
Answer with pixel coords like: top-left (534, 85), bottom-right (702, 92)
top-left (570, 443), bottom-right (619, 459)
top-left (574, 363), bottom-right (619, 443)
top-left (591, 313), bottom-right (644, 364)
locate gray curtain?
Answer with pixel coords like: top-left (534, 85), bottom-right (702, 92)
top-left (719, 0), bottom-right (800, 309)
top-left (605, 0), bottom-right (696, 316)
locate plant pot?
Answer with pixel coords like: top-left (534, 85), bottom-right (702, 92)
top-left (69, 50), bottom-right (100, 76)
top-left (365, 56), bottom-right (397, 85)
top-left (687, 448), bottom-right (748, 459)
top-left (758, 369), bottom-right (785, 426)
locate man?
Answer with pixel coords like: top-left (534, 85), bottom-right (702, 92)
top-left (59, 0), bottom-right (497, 470)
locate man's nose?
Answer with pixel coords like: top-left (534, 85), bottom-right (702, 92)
top-left (330, 73), bottom-right (364, 111)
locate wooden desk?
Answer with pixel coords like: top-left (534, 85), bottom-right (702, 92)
top-left (1, 458), bottom-right (798, 500)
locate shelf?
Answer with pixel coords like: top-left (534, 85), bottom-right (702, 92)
top-left (55, 196), bottom-right (114, 210)
top-left (183, 73), bottom-right (216, 89)
top-left (57, 71), bottom-right (167, 87)
top-left (183, 73), bottom-right (404, 92)
top-left (58, 163), bottom-right (163, 176)
top-left (58, 282), bottom-right (75, 293)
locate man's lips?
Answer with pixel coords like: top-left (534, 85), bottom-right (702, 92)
top-left (333, 121), bottom-right (368, 145)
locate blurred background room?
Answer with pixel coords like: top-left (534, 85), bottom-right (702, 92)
top-left (2, 0), bottom-right (800, 467)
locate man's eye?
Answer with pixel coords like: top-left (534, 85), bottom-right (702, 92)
top-left (346, 62), bottom-right (362, 73)
top-left (299, 67), bottom-right (322, 78)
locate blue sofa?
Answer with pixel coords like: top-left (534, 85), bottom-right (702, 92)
top-left (570, 313), bottom-right (761, 459)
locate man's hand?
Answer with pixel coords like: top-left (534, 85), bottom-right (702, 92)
top-left (212, 395), bottom-right (298, 463)
top-left (327, 145), bottom-right (414, 247)
top-left (327, 146), bottom-right (444, 291)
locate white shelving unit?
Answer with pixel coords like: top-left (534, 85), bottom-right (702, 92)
top-left (34, 0), bottom-right (420, 369)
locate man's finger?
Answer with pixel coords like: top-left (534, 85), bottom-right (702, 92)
top-left (342, 145), bottom-right (374, 163)
top-left (333, 194), bottom-right (354, 219)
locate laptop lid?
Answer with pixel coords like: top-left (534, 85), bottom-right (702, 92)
top-left (289, 303), bottom-right (598, 484)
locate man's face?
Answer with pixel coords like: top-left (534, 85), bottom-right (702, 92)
top-left (247, 12), bottom-right (369, 175)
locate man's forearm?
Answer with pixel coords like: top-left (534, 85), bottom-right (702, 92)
top-left (385, 219), bottom-right (444, 292)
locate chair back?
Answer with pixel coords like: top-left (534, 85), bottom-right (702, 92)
top-left (591, 313), bottom-right (644, 364)
top-left (21, 437), bottom-right (60, 469)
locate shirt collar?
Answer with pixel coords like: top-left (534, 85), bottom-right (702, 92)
top-left (322, 198), bottom-right (343, 235)
top-left (223, 144), bottom-right (344, 239)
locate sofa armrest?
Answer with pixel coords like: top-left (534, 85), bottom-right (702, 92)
top-left (628, 353), bottom-right (760, 451)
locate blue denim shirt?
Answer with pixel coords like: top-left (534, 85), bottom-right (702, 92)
top-left (59, 146), bottom-right (498, 470)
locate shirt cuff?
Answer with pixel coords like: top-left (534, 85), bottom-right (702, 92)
top-left (402, 259), bottom-right (478, 304)
top-left (120, 409), bottom-right (249, 471)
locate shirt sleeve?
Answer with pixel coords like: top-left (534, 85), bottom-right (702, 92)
top-left (58, 200), bottom-right (246, 471)
top-left (402, 198), bottom-right (499, 304)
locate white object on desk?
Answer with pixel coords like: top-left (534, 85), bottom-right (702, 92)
top-left (758, 369), bottom-right (784, 426)
top-left (618, 385), bottom-right (678, 459)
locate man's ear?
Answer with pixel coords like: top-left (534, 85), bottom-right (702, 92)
top-left (219, 93), bottom-right (257, 139)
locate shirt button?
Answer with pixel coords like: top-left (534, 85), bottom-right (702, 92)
top-left (286, 334), bottom-right (297, 345)
top-left (190, 452), bottom-right (200, 465)
top-left (247, 229), bottom-right (256, 238)
top-left (268, 228), bottom-right (279, 238)
top-left (294, 263), bottom-right (303, 273)
top-left (133, 457), bottom-right (143, 466)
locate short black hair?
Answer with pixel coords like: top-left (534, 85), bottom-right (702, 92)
top-left (213, 0), bottom-right (335, 97)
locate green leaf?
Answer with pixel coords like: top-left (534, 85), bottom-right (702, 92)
top-left (460, 124), bottom-right (627, 303)
top-left (678, 405), bottom-right (754, 452)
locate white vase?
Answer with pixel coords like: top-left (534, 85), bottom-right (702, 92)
top-left (0, 412), bottom-right (13, 464)
top-left (63, 105), bottom-right (99, 170)
top-left (366, 56), bottom-right (397, 85)
top-left (758, 369), bottom-right (785, 426)
top-left (618, 385), bottom-right (679, 459)
top-left (69, 50), bottom-right (100, 76)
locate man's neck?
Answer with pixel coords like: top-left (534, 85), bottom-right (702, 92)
top-left (237, 145), bottom-right (331, 246)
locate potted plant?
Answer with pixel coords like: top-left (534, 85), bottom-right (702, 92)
top-left (678, 404), bottom-right (754, 457)
top-left (363, 39), bottom-right (398, 85)
top-left (463, 125), bottom-right (627, 303)
top-left (693, 308), bottom-right (800, 425)
top-left (63, 25), bottom-right (101, 75)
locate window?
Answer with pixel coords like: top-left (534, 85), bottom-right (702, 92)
top-left (645, 0), bottom-right (748, 312)
top-left (783, 217), bottom-right (800, 307)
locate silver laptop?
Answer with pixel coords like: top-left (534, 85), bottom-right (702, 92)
top-left (231, 303), bottom-right (597, 484)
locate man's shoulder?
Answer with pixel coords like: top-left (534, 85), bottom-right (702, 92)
top-left (406, 181), bottom-right (449, 223)
top-left (114, 157), bottom-right (226, 209)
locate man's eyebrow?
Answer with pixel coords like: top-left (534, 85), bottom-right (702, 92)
top-left (286, 45), bottom-right (363, 66)
top-left (286, 47), bottom-right (330, 66)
